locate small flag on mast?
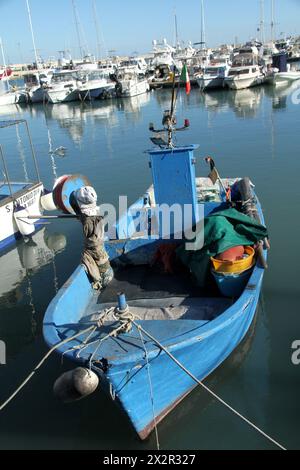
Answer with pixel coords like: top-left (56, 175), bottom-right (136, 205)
top-left (180, 64), bottom-right (191, 95)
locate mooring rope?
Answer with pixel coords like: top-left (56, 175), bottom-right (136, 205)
top-left (0, 325), bottom-right (96, 412)
top-left (133, 321), bottom-right (287, 451)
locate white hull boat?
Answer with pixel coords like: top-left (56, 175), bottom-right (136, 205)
top-left (46, 81), bottom-right (80, 104)
top-left (197, 76), bottom-right (224, 90)
top-left (197, 62), bottom-right (231, 91)
top-left (0, 91), bottom-right (20, 106)
top-left (77, 72), bottom-right (115, 100)
top-left (44, 71), bottom-right (81, 104)
top-left (225, 66), bottom-right (265, 90)
top-left (118, 76), bottom-right (150, 97)
top-left (266, 71), bottom-right (300, 86)
top-left (0, 181), bottom-right (44, 251)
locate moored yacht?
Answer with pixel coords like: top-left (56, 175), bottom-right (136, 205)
top-left (45, 70), bottom-right (81, 104)
top-left (197, 60), bottom-right (231, 90)
top-left (77, 71), bottom-right (115, 100)
top-left (265, 52), bottom-right (300, 86)
top-left (224, 52), bottom-right (264, 90)
top-left (24, 70), bottom-right (53, 103)
top-left (115, 72), bottom-right (150, 97)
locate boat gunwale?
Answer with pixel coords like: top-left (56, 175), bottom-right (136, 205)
top-left (0, 181), bottom-right (43, 208)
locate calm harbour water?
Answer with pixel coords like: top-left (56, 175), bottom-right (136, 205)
top-left (0, 80), bottom-right (300, 450)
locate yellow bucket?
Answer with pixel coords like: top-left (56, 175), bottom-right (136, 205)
top-left (210, 246), bottom-right (255, 274)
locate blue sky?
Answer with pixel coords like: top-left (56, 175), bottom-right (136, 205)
top-left (0, 0), bottom-right (299, 64)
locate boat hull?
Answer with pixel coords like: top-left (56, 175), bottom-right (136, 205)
top-left (197, 76), bottom-right (224, 90)
top-left (46, 88), bottom-right (79, 104)
top-left (121, 79), bottom-right (150, 97)
top-left (29, 86), bottom-right (47, 103)
top-left (0, 92), bottom-right (19, 106)
top-left (43, 191), bottom-right (266, 439)
top-left (225, 76), bottom-right (264, 90)
top-left (0, 182), bottom-right (44, 251)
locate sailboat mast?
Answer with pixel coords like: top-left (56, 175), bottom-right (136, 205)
top-left (0, 37), bottom-right (9, 86)
top-left (92, 0), bottom-right (101, 61)
top-left (260, 0), bottom-right (265, 44)
top-left (270, 0), bottom-right (275, 42)
top-left (72, 0), bottom-right (84, 59)
top-left (201, 0), bottom-right (206, 50)
top-left (174, 13), bottom-right (179, 48)
top-left (26, 0), bottom-right (40, 70)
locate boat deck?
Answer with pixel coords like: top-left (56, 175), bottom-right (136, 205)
top-left (83, 264), bottom-right (233, 324)
top-left (0, 182), bottom-right (33, 201)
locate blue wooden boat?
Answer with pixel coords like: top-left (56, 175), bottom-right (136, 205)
top-left (43, 107), bottom-right (268, 440)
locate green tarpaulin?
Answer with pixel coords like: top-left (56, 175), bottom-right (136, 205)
top-left (177, 208), bottom-right (268, 287)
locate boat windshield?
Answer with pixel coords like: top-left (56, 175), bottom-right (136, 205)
top-left (52, 72), bottom-right (78, 83)
top-left (228, 69), bottom-right (250, 76)
top-left (205, 67), bottom-right (226, 75)
top-left (87, 71), bottom-right (108, 81)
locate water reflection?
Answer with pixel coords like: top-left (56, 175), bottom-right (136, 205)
top-left (0, 228), bottom-right (66, 300)
top-left (22, 95), bottom-right (151, 144)
top-left (264, 80), bottom-right (300, 110)
top-left (228, 88), bottom-right (263, 119)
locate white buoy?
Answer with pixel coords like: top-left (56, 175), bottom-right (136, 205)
top-left (53, 367), bottom-right (99, 403)
top-left (40, 189), bottom-right (57, 211)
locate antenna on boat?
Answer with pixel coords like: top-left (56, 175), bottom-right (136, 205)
top-left (149, 67), bottom-right (190, 148)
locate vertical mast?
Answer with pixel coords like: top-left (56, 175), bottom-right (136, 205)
top-left (0, 37), bottom-right (10, 87)
top-left (92, 0), bottom-right (101, 61)
top-left (260, 0), bottom-right (265, 44)
top-left (201, 0), bottom-right (206, 50)
top-left (26, 0), bottom-right (40, 70)
top-left (271, 0), bottom-right (275, 43)
top-left (174, 13), bottom-right (179, 48)
top-left (72, 0), bottom-right (84, 59)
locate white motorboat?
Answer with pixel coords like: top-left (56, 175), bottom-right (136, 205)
top-left (264, 52), bottom-right (300, 86)
top-left (197, 60), bottom-right (231, 90)
top-left (265, 69), bottom-right (300, 86)
top-left (115, 73), bottom-right (150, 97)
top-left (0, 120), bottom-right (45, 251)
top-left (151, 39), bottom-right (175, 68)
top-left (118, 57), bottom-right (148, 77)
top-left (0, 89), bottom-right (20, 106)
top-left (45, 71), bottom-right (81, 104)
top-left (24, 70), bottom-right (53, 103)
top-left (224, 52), bottom-right (264, 90)
top-left (225, 65), bottom-right (265, 90)
top-left (75, 54), bottom-right (98, 72)
top-left (77, 71), bottom-right (115, 100)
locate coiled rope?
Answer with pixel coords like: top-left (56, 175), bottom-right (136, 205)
top-left (133, 321), bottom-right (287, 451)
